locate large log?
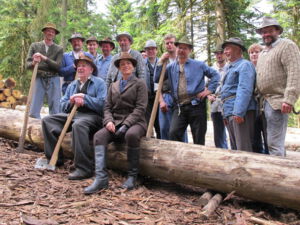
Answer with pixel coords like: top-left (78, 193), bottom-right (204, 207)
top-left (0, 108), bottom-right (300, 210)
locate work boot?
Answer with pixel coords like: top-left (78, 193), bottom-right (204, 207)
top-left (84, 145), bottom-right (108, 194)
top-left (122, 147), bottom-right (139, 190)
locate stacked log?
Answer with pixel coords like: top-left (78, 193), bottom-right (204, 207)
top-left (0, 76), bottom-right (27, 108)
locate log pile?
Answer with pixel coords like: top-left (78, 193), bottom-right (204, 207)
top-left (1, 108), bottom-right (300, 211)
top-left (0, 75), bottom-right (27, 109)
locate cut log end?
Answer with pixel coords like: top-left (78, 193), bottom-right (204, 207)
top-left (4, 78), bottom-right (16, 89)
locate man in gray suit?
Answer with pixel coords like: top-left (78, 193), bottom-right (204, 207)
top-left (105, 32), bottom-right (146, 88)
top-left (26, 22), bottom-right (63, 119)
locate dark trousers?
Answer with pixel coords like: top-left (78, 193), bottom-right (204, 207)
top-left (169, 102), bottom-right (207, 145)
top-left (253, 112), bottom-right (269, 154)
top-left (145, 97), bottom-right (161, 139)
top-left (94, 124), bottom-right (146, 148)
top-left (42, 112), bottom-right (102, 174)
top-left (211, 112), bottom-right (228, 149)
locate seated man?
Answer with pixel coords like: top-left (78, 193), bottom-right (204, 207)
top-left (42, 54), bottom-right (107, 180)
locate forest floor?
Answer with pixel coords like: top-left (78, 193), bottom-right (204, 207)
top-left (1, 137), bottom-right (300, 225)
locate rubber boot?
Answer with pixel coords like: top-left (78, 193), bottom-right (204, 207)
top-left (84, 145), bottom-right (108, 194)
top-left (122, 147), bottom-right (139, 190)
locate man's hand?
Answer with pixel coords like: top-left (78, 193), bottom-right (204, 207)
top-left (70, 93), bottom-right (85, 107)
top-left (159, 52), bottom-right (170, 64)
top-left (106, 122), bottom-right (115, 133)
top-left (233, 116), bottom-right (244, 124)
top-left (160, 100), bottom-right (168, 113)
top-left (33, 52), bottom-right (47, 61)
top-left (197, 88), bottom-right (212, 100)
top-left (281, 102), bottom-right (292, 114)
top-left (207, 94), bottom-right (216, 102)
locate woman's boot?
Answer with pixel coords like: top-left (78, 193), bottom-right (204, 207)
top-left (84, 145), bottom-right (108, 194)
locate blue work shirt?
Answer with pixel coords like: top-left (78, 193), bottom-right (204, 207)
top-left (95, 55), bottom-right (112, 81)
top-left (154, 58), bottom-right (220, 104)
top-left (60, 75), bottom-right (107, 116)
top-left (220, 58), bottom-right (257, 118)
top-left (59, 51), bottom-right (95, 82)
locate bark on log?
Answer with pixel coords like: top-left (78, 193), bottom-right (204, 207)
top-left (4, 78), bottom-right (16, 89)
top-left (1, 108), bottom-right (300, 211)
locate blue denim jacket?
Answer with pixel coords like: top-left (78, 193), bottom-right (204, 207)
top-left (60, 75), bottom-right (107, 116)
top-left (59, 51), bottom-right (94, 82)
top-left (154, 58), bottom-right (220, 104)
top-left (220, 58), bottom-right (257, 118)
top-left (95, 55), bottom-right (112, 81)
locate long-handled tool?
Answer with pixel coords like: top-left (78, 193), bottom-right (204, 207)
top-left (17, 63), bottom-right (39, 153)
top-left (35, 105), bottom-right (78, 170)
top-left (146, 62), bottom-right (167, 138)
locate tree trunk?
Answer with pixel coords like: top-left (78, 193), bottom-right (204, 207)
top-left (215, 0), bottom-right (225, 46)
top-left (1, 108), bottom-right (300, 211)
top-left (60, 0), bottom-right (68, 51)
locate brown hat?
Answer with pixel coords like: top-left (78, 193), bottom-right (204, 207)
top-left (256, 16), bottom-right (283, 35)
top-left (74, 53), bottom-right (98, 75)
top-left (174, 37), bottom-right (193, 49)
top-left (68, 33), bottom-right (85, 43)
top-left (114, 52), bottom-right (137, 68)
top-left (86, 36), bottom-right (98, 44)
top-left (116, 32), bottom-right (133, 44)
top-left (41, 22), bottom-right (60, 35)
top-left (222, 37), bottom-right (247, 52)
top-left (99, 37), bottom-right (115, 50)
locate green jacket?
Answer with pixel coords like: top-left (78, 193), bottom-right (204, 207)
top-left (26, 41), bottom-right (63, 76)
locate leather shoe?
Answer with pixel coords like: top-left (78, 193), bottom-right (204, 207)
top-left (68, 169), bottom-right (92, 180)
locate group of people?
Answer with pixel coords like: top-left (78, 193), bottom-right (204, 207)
top-left (25, 16), bottom-right (300, 194)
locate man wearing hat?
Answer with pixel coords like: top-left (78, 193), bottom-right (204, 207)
top-left (59, 33), bottom-right (94, 94)
top-left (96, 37), bottom-right (115, 81)
top-left (155, 37), bottom-right (219, 145)
top-left (26, 22), bottom-right (63, 119)
top-left (86, 36), bottom-right (100, 59)
top-left (256, 16), bottom-right (300, 156)
top-left (220, 37), bottom-right (257, 152)
top-left (105, 32), bottom-right (146, 88)
top-left (207, 46), bottom-right (228, 149)
top-left (144, 39), bottom-right (160, 138)
top-left (42, 54), bottom-right (107, 180)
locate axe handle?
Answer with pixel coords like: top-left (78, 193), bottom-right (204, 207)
top-left (146, 62), bottom-right (167, 138)
top-left (17, 63), bottom-right (39, 152)
top-left (49, 105), bottom-right (78, 166)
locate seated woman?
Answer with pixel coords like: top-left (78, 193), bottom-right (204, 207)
top-left (84, 52), bottom-right (148, 194)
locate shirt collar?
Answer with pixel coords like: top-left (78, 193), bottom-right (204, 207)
top-left (228, 58), bottom-right (243, 68)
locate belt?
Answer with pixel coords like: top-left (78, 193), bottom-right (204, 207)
top-left (38, 70), bottom-right (56, 78)
top-left (221, 95), bottom-right (236, 103)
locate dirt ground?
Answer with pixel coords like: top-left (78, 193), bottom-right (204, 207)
top-left (0, 137), bottom-right (300, 225)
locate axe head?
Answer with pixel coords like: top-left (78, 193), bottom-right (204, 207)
top-left (34, 157), bottom-right (56, 171)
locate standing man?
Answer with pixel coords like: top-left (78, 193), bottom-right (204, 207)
top-left (144, 39), bottom-right (160, 138)
top-left (86, 36), bottom-right (100, 59)
top-left (26, 22), bottom-right (63, 119)
top-left (207, 46), bottom-right (228, 149)
top-left (221, 37), bottom-right (257, 152)
top-left (42, 54), bottom-right (107, 180)
top-left (105, 32), bottom-right (145, 88)
top-left (156, 34), bottom-right (179, 140)
top-left (256, 17), bottom-right (300, 156)
top-left (155, 37), bottom-right (219, 145)
top-left (96, 37), bottom-right (115, 81)
top-left (59, 33), bottom-right (94, 94)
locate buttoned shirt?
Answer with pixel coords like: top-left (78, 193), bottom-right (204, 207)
top-left (155, 58), bottom-right (220, 105)
top-left (221, 58), bottom-right (256, 118)
top-left (95, 55), bottom-right (112, 81)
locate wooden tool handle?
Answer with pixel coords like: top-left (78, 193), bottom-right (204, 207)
top-left (17, 63), bottom-right (39, 152)
top-left (146, 62), bottom-right (167, 138)
top-left (49, 105), bottom-right (78, 166)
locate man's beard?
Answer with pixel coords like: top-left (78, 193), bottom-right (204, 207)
top-left (264, 36), bottom-right (277, 46)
